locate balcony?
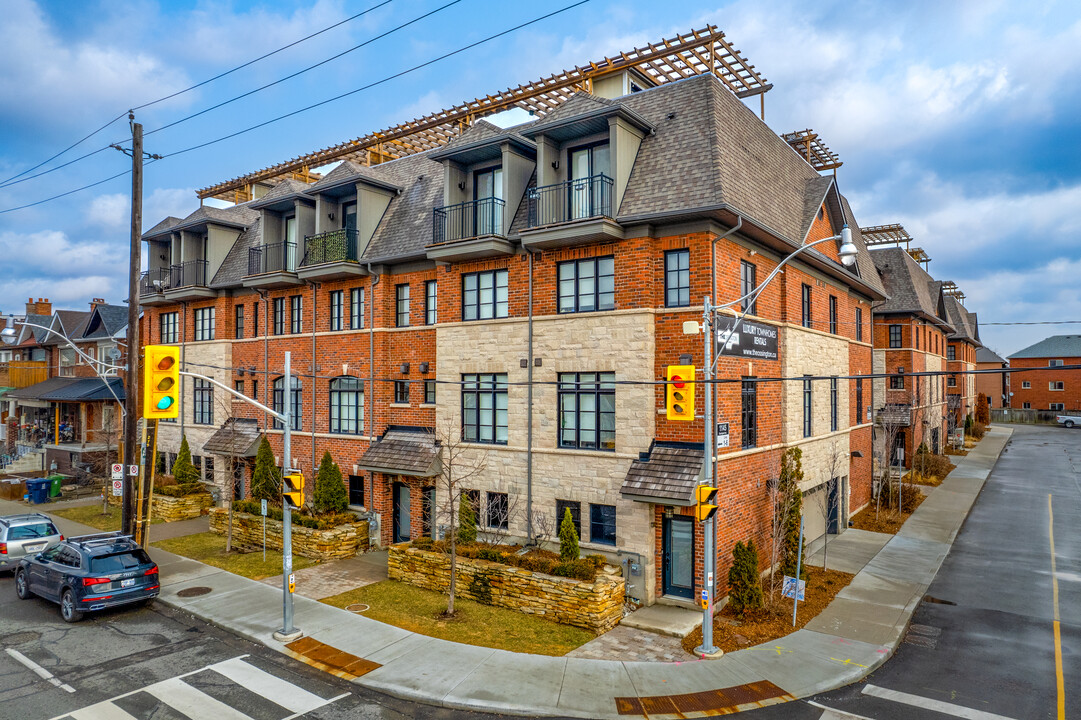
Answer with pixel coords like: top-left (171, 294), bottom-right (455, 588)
top-left (138, 267), bottom-right (172, 306)
top-left (244, 241), bottom-right (302, 289)
top-left (297, 229), bottom-right (368, 281)
top-left (521, 174), bottom-right (623, 249)
top-left (427, 197), bottom-right (513, 263)
top-left (164, 260), bottom-right (215, 301)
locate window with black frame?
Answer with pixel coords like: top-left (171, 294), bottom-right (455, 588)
top-left (290, 295), bottom-right (302, 333)
top-left (194, 307), bottom-right (215, 341)
top-left (193, 379), bottom-right (213, 424)
top-left (425, 280), bottom-right (437, 325)
top-left (348, 474), bottom-right (365, 506)
top-left (801, 285), bottom-right (812, 328)
top-left (558, 256), bottom-right (614, 313)
top-left (589, 504), bottom-right (616, 545)
top-left (486, 491), bottom-right (508, 530)
top-left (350, 287), bottom-right (365, 329)
top-left (396, 284), bottom-right (410, 327)
top-left (462, 269), bottom-right (508, 321)
top-left (329, 377), bottom-right (363, 434)
top-left (829, 296), bottom-right (838, 334)
top-left (234, 304), bottom-right (244, 339)
top-left (272, 376), bottom-right (302, 430)
top-left (740, 260), bottom-right (757, 315)
top-left (855, 306), bottom-right (863, 342)
top-left (461, 373), bottom-right (507, 444)
top-left (424, 380), bottom-right (436, 405)
top-left (830, 377), bottom-right (838, 431)
top-left (665, 249), bottom-right (690, 307)
top-left (889, 324), bottom-right (902, 348)
top-left (803, 377), bottom-right (812, 437)
top-left (273, 298), bottom-right (286, 335)
top-left (329, 290), bottom-right (343, 331)
top-left (741, 378), bottom-right (757, 449)
top-left (160, 312), bottom-right (178, 344)
top-left (394, 380), bottom-right (409, 404)
top-left (890, 370), bottom-right (905, 390)
top-left (556, 499), bottom-right (581, 538)
top-left (856, 377), bottom-right (864, 422)
top-left (558, 372), bottom-right (615, 450)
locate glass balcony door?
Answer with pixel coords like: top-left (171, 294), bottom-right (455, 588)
top-left (569, 143), bottom-right (610, 220)
top-left (474, 167), bottom-right (503, 236)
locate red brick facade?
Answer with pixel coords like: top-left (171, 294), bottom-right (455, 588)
top-left (1008, 356), bottom-right (1081, 412)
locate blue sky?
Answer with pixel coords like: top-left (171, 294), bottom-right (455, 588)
top-left (1, 0), bottom-right (1078, 357)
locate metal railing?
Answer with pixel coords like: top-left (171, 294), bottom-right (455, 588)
top-left (169, 260), bottom-right (208, 288)
top-left (248, 241), bottom-right (296, 275)
top-left (528, 174), bottom-right (613, 227)
top-left (139, 267), bottom-right (171, 295)
top-left (433, 197), bottom-right (505, 244)
top-left (301, 229), bottom-right (358, 266)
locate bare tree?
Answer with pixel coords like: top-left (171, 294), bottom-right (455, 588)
top-left (873, 406), bottom-right (906, 522)
top-left (532, 510), bottom-right (556, 548)
top-left (810, 440), bottom-right (846, 571)
top-left (213, 394), bottom-right (244, 554)
top-left (765, 450), bottom-right (802, 609)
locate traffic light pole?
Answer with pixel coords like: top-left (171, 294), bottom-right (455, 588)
top-left (696, 296), bottom-right (720, 656)
top-left (275, 351), bottom-right (300, 642)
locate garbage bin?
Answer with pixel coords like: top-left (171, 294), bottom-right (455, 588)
top-left (26, 478), bottom-right (49, 505)
top-left (48, 475), bottom-right (64, 498)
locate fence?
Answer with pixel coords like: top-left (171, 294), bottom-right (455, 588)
top-left (990, 408), bottom-right (1061, 425)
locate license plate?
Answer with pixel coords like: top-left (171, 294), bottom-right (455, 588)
top-left (121, 579), bottom-right (135, 588)
top-left (25, 543), bottom-right (45, 553)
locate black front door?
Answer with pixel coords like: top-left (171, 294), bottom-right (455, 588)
top-left (422, 487), bottom-right (436, 537)
top-left (392, 482), bottom-right (411, 543)
top-left (662, 514), bottom-right (694, 599)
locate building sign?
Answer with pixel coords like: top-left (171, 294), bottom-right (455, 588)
top-left (716, 318), bottom-right (778, 361)
top-left (716, 422), bottom-right (729, 449)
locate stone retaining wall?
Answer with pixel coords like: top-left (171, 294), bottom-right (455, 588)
top-left (107, 490), bottom-right (212, 521)
top-left (208, 507), bottom-right (368, 561)
top-left (388, 544), bottom-right (624, 632)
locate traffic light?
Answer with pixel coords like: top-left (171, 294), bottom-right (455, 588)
top-left (283, 471), bottom-right (305, 509)
top-left (144, 345), bottom-right (180, 419)
top-left (695, 484), bottom-right (718, 523)
top-left (666, 365), bottom-right (695, 421)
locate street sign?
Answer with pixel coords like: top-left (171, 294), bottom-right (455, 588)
top-left (111, 463), bottom-right (123, 480)
top-left (112, 479), bottom-right (122, 497)
top-left (716, 422), bottom-right (729, 449)
top-left (128, 465), bottom-right (139, 476)
top-left (716, 317), bottom-right (778, 360)
top-left (782, 575), bottom-right (806, 601)
top-left (261, 499), bottom-right (268, 516)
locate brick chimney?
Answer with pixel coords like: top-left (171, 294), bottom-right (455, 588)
top-left (89, 297), bottom-right (106, 312)
top-left (25, 297), bottom-right (52, 315)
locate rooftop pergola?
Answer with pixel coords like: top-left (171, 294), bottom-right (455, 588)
top-left (860, 223), bottom-right (914, 247)
top-left (781, 129), bottom-right (842, 172)
top-left (941, 280), bottom-right (966, 302)
top-left (197, 25), bottom-right (772, 204)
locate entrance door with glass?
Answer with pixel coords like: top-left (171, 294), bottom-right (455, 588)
top-left (662, 514), bottom-right (694, 599)
top-left (392, 481), bottom-right (411, 543)
top-left (473, 167), bottom-right (503, 236)
top-left (568, 142), bottom-right (610, 219)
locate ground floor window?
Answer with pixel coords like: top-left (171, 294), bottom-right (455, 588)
top-left (555, 499), bottom-right (581, 538)
top-left (348, 474), bottom-right (365, 506)
top-left (589, 504), bottom-right (616, 545)
top-left (486, 491), bottom-right (508, 529)
top-left (1051, 403), bottom-right (1065, 411)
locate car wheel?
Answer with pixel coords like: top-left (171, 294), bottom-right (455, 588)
top-left (1066, 421), bottom-right (1074, 428)
top-left (15, 569), bottom-right (30, 600)
top-left (60, 589), bottom-right (83, 623)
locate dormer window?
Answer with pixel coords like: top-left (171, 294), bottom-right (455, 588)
top-left (342, 201), bottom-right (357, 233)
top-left (569, 142), bottom-right (610, 220)
top-left (474, 166), bottom-right (503, 236)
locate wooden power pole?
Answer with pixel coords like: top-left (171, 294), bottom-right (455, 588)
top-left (122, 115), bottom-right (143, 536)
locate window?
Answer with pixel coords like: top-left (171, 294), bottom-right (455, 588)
top-left (290, 295), bottom-right (302, 333)
top-left (234, 379), bottom-right (244, 394)
top-left (203, 456), bottom-right (214, 481)
top-left (740, 261), bottom-right (757, 315)
top-left (462, 270), bottom-right (508, 320)
top-left (1022, 381), bottom-right (1031, 389)
top-left (395, 284), bottom-right (410, 327)
top-left (160, 312), bottom-right (178, 344)
top-left (252, 301), bottom-right (259, 336)
top-left (889, 324), bottom-right (902, 348)
top-left (193, 379), bottom-right (213, 425)
top-left (234, 305), bottom-right (245, 339)
top-left (272, 376), bottom-right (302, 431)
top-left (802, 377), bottom-right (812, 438)
top-left (558, 257), bottom-right (614, 313)
top-left (486, 492), bottom-right (508, 530)
top-left (948, 375), bottom-right (957, 388)
top-left (462, 373), bottom-right (508, 444)
top-left (568, 142), bottom-right (610, 219)
top-left (394, 380), bottom-right (409, 404)
top-left (329, 290), bottom-right (343, 331)
top-left (1050, 381), bottom-right (1064, 391)
top-left (947, 345), bottom-right (956, 361)
top-left (348, 475), bottom-right (365, 507)
top-left (856, 377), bottom-right (864, 423)
top-left (741, 379), bottom-right (757, 449)
top-left (1051, 403), bottom-right (1065, 411)
top-left (463, 489), bottom-right (481, 526)
top-left (828, 296), bottom-right (838, 334)
top-left (329, 377), bottom-right (363, 434)
top-left (830, 377), bottom-right (838, 432)
top-left (1023, 402), bottom-right (1031, 409)
top-left (349, 288), bottom-right (365, 329)
top-left (664, 249), bottom-right (690, 307)
top-left (251, 379), bottom-right (258, 400)
top-left (1050, 359), bottom-right (1064, 367)
top-left (801, 284), bottom-right (812, 328)
top-left (273, 298), bottom-right (286, 335)
top-left (855, 307), bottom-right (863, 342)
top-left (424, 280), bottom-right (437, 325)
top-left (424, 380), bottom-right (436, 405)
top-left (556, 499), bottom-right (581, 539)
top-left (589, 504), bottom-right (616, 545)
top-left (915, 326), bottom-right (920, 350)
top-left (558, 372), bottom-right (615, 450)
top-left (194, 307), bottom-right (215, 341)
top-left (890, 368), bottom-right (905, 390)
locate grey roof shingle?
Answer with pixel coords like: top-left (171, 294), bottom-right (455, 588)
top-left (202, 418), bottom-right (262, 457)
top-left (360, 154), bottom-right (444, 262)
top-left (357, 428), bottom-right (440, 476)
top-left (308, 159), bottom-right (401, 194)
top-left (174, 203), bottom-right (258, 232)
top-left (210, 218), bottom-right (262, 288)
top-left (81, 304), bottom-right (128, 339)
top-left (943, 296), bottom-right (980, 345)
top-left (39, 377), bottom-right (125, 402)
top-left (250, 179), bottom-right (314, 208)
top-left (620, 442), bottom-right (704, 505)
top-left (870, 247), bottom-right (953, 329)
top-left (5, 376), bottom-right (82, 400)
top-left (976, 347), bottom-right (1007, 364)
top-left (144, 216), bottom-right (182, 238)
top-left (1008, 335), bottom-right (1081, 359)
top-left (46, 311), bottom-right (91, 345)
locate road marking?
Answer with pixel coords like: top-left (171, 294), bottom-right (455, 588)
top-left (145, 677), bottom-right (253, 720)
top-left (209, 656), bottom-right (327, 714)
top-left (1049, 494), bottom-right (1066, 720)
top-left (5, 648), bottom-right (76, 693)
top-left (862, 684), bottom-right (1017, 719)
top-left (807, 700), bottom-right (876, 719)
top-left (67, 703), bottom-right (139, 720)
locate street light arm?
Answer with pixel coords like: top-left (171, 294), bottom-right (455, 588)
top-left (178, 370), bottom-right (284, 421)
top-left (4, 318), bottom-right (125, 370)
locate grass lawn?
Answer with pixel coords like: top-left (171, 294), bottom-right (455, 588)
top-left (151, 531), bottom-right (317, 580)
top-left (50, 504), bottom-right (162, 532)
top-left (321, 580), bottom-right (595, 656)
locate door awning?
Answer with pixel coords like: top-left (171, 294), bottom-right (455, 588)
top-left (357, 428), bottom-right (440, 477)
top-left (619, 441), bottom-right (704, 506)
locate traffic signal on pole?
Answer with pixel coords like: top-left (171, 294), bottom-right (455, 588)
top-left (666, 365), bottom-right (695, 421)
top-left (695, 484), bottom-right (718, 523)
top-left (283, 472), bottom-right (305, 509)
top-left (143, 345), bottom-right (180, 419)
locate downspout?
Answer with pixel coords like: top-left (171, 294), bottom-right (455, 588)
top-left (367, 263), bottom-right (381, 510)
top-left (308, 281), bottom-right (319, 474)
top-left (525, 246), bottom-right (537, 544)
top-left (256, 289), bottom-right (269, 430)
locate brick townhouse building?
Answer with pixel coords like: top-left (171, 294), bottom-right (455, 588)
top-left (975, 347), bottom-right (1009, 409)
top-left (943, 294), bottom-right (981, 428)
top-left (140, 63), bottom-right (889, 605)
top-left (1007, 335), bottom-right (1081, 412)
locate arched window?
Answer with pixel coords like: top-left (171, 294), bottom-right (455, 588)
top-left (272, 376), bottom-right (302, 431)
top-left (329, 376), bottom-right (363, 434)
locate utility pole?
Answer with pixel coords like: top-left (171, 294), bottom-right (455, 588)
top-left (695, 296), bottom-right (720, 657)
top-left (122, 115), bottom-right (143, 536)
top-left (274, 351), bottom-right (301, 642)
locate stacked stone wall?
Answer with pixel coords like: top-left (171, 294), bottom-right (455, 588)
top-left (207, 507), bottom-right (368, 561)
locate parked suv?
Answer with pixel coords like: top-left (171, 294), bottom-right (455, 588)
top-left (14, 532), bottom-right (159, 622)
top-left (0, 513), bottom-right (63, 572)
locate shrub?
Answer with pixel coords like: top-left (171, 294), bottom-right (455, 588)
top-left (313, 451), bottom-right (347, 514)
top-left (727, 539), bottom-right (764, 616)
top-left (172, 435), bottom-right (199, 485)
top-left (458, 494), bottom-right (477, 543)
top-left (155, 473), bottom-right (177, 487)
top-left (551, 558), bottom-right (596, 582)
top-left (585, 554), bottom-right (607, 569)
top-left (914, 444), bottom-right (954, 479)
top-left (228, 500), bottom-right (355, 529)
top-left (976, 393), bottom-right (990, 425)
top-left (412, 536), bottom-right (435, 550)
top-left (250, 436), bottom-right (280, 502)
top-left (156, 483), bottom-right (207, 498)
top-left (558, 508), bottom-right (579, 561)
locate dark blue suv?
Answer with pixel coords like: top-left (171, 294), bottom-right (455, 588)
top-left (14, 532), bottom-right (159, 622)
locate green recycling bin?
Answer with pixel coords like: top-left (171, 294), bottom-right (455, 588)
top-left (48, 475), bottom-right (64, 498)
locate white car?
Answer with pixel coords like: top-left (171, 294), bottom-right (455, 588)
top-left (1056, 414), bottom-right (1081, 428)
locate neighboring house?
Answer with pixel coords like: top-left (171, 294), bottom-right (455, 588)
top-left (1007, 335), bottom-right (1081, 412)
top-left (942, 294), bottom-right (981, 427)
top-left (975, 347), bottom-right (1009, 409)
top-left (140, 39), bottom-right (888, 607)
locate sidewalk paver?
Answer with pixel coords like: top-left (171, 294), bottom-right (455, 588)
top-left (260, 549), bottom-right (388, 599)
top-left (804, 528), bottom-right (891, 574)
top-left (619, 602), bottom-right (702, 638)
top-left (566, 625), bottom-right (691, 662)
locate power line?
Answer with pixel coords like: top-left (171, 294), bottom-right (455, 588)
top-left (0, 167), bottom-right (133, 215)
top-left (0, 114), bottom-right (127, 189)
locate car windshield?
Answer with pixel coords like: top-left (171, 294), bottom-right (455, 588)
top-left (8, 523), bottom-right (58, 540)
top-left (89, 550), bottom-right (152, 574)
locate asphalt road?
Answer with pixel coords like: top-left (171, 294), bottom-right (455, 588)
top-left (748, 423), bottom-right (1080, 720)
top-left (0, 574), bottom-right (526, 720)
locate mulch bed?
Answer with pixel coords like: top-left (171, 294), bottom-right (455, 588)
top-left (849, 491), bottom-right (926, 534)
top-left (681, 566), bottom-right (855, 656)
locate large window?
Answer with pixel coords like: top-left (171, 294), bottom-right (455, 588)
top-left (556, 499), bottom-right (581, 538)
top-left (425, 280), bottom-right (437, 325)
top-left (830, 377), bottom-right (838, 432)
top-left (329, 377), bottom-right (363, 434)
top-left (855, 307), bottom-right (863, 342)
top-left (740, 260), bottom-right (757, 315)
top-left (558, 257), bottom-right (614, 313)
top-left (486, 492), bottom-right (508, 530)
top-left (462, 373), bottom-right (508, 444)
top-left (272, 376), bottom-right (302, 431)
top-left (193, 379), bottom-right (213, 425)
top-left (802, 377), bottom-right (812, 438)
top-left (664, 249), bottom-right (690, 307)
top-left (741, 378), bottom-right (757, 449)
top-left (393, 380), bottom-right (409, 404)
top-left (829, 296), bottom-right (838, 334)
top-left (890, 369), bottom-right (905, 390)
top-left (290, 295), bottom-right (302, 333)
top-left (395, 284), bottom-right (410, 327)
top-left (801, 285), bottom-right (812, 328)
top-left (349, 288), bottom-right (365, 329)
top-left (889, 324), bottom-right (902, 348)
top-left (1050, 381), bottom-right (1065, 391)
top-left (590, 504), bottom-right (616, 545)
top-left (948, 375), bottom-right (957, 388)
top-left (329, 290), bottom-right (343, 331)
top-left (462, 270), bottom-right (508, 321)
top-left (947, 345), bottom-right (956, 361)
top-left (348, 475), bottom-right (365, 507)
top-left (273, 298), bottom-right (286, 335)
top-left (160, 312), bottom-right (178, 344)
top-left (194, 307), bottom-right (215, 341)
top-left (234, 305), bottom-right (245, 339)
top-left (558, 372), bottom-right (615, 451)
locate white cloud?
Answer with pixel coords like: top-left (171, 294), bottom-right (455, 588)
top-left (0, 276), bottom-right (125, 313)
top-left (0, 229), bottom-right (124, 278)
top-left (86, 194), bottom-right (129, 232)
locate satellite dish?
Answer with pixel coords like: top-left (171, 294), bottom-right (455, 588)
top-left (106, 347), bottom-right (122, 361)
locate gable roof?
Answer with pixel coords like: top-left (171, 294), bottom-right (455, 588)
top-left (1008, 335), bottom-right (1081, 359)
top-left (249, 178), bottom-right (313, 209)
top-left (47, 310), bottom-right (91, 345)
top-left (173, 203), bottom-right (258, 232)
top-left (307, 159), bottom-right (401, 195)
top-left (943, 296), bottom-right (980, 345)
top-left (976, 347), bottom-right (1007, 364)
top-left (81, 304), bottom-right (128, 340)
top-left (143, 215), bottom-right (182, 239)
top-left (870, 247), bottom-right (953, 330)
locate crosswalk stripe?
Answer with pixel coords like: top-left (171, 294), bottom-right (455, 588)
top-left (209, 656), bottom-right (327, 715)
top-left (144, 677), bottom-right (254, 720)
top-left (67, 703), bottom-right (140, 720)
top-left (862, 684), bottom-right (1018, 720)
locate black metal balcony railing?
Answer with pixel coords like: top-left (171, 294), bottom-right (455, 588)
top-left (301, 229), bottom-right (358, 266)
top-left (433, 196), bottom-right (505, 245)
top-left (528, 174), bottom-right (613, 228)
top-left (139, 267), bottom-right (170, 295)
top-left (169, 260), bottom-right (208, 289)
top-left (248, 241), bottom-right (295, 276)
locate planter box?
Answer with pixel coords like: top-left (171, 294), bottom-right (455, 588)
top-left (208, 507), bottom-right (368, 561)
top-left (388, 544), bottom-right (624, 633)
top-left (107, 490), bottom-right (212, 522)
